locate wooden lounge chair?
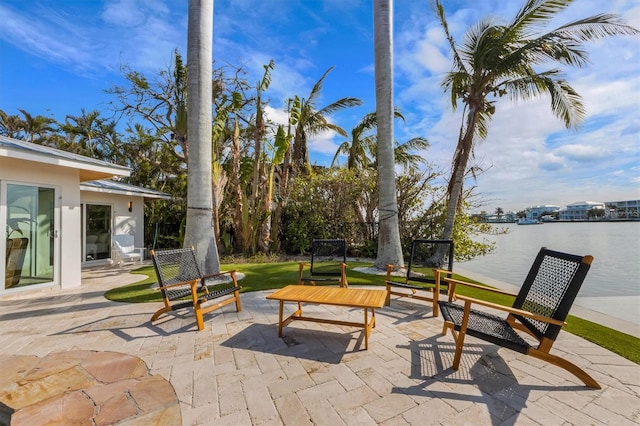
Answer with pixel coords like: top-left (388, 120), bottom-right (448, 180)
top-left (438, 247), bottom-right (599, 389)
top-left (150, 247), bottom-right (242, 331)
top-left (298, 239), bottom-right (348, 288)
top-left (385, 239), bottom-right (454, 317)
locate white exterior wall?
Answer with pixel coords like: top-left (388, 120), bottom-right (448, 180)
top-left (1, 156), bottom-right (82, 290)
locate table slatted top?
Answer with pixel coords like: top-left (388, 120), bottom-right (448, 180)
top-left (266, 285), bottom-right (386, 309)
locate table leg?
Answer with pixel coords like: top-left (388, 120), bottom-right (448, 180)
top-left (278, 300), bottom-right (284, 337)
top-left (364, 308), bottom-right (369, 350)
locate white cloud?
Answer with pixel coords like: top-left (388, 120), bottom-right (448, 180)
top-left (0, 4), bottom-right (95, 70)
top-left (102, 0), bottom-right (146, 27)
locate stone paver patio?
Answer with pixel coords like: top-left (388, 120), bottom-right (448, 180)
top-left (0, 264), bottom-right (638, 425)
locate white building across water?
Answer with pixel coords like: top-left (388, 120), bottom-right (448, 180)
top-left (558, 201), bottom-right (605, 221)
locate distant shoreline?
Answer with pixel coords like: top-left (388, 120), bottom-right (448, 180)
top-left (484, 218), bottom-right (640, 224)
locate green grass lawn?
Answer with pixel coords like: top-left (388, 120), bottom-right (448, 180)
top-left (105, 260), bottom-right (640, 364)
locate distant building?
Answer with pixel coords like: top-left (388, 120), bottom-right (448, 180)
top-left (559, 201), bottom-right (605, 221)
top-left (525, 205), bottom-right (560, 220)
top-left (604, 200), bottom-right (639, 219)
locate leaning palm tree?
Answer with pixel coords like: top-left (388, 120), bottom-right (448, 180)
top-left (291, 66), bottom-right (362, 176)
top-left (373, 0), bottom-right (404, 270)
top-left (184, 0), bottom-right (219, 274)
top-left (436, 0), bottom-right (638, 247)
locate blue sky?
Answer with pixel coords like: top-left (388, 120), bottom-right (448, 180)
top-left (1, 0), bottom-right (638, 212)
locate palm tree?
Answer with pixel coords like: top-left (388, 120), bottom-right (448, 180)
top-left (332, 111), bottom-right (429, 171)
top-left (331, 112), bottom-right (377, 170)
top-left (59, 109), bottom-right (102, 156)
top-left (373, 0), bottom-right (404, 270)
top-left (291, 67), bottom-right (362, 175)
top-left (17, 109), bottom-right (56, 143)
top-left (435, 0), bottom-right (639, 246)
top-left (0, 110), bottom-right (24, 138)
top-left (184, 0), bottom-right (219, 274)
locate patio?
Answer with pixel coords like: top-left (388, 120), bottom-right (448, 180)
top-left (0, 265), bottom-right (638, 425)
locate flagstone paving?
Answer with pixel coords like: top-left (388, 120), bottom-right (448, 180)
top-left (0, 264), bottom-right (638, 425)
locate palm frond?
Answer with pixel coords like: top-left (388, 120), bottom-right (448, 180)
top-left (546, 78), bottom-right (584, 128)
top-left (442, 71), bottom-right (472, 109)
top-left (552, 14), bottom-right (640, 42)
top-left (510, 0), bottom-right (573, 31)
top-left (317, 97), bottom-right (364, 116)
top-left (434, 0), bottom-right (468, 74)
top-left (306, 66), bottom-right (335, 108)
top-left (331, 141), bottom-right (351, 167)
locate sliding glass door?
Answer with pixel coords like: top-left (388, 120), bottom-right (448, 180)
top-left (3, 182), bottom-right (58, 290)
top-left (83, 204), bottom-right (112, 262)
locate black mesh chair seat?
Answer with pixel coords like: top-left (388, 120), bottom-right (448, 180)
top-left (437, 247), bottom-right (599, 389)
top-left (298, 239), bottom-right (348, 287)
top-left (385, 239), bottom-right (454, 317)
top-left (150, 247), bottom-right (242, 331)
top-left (439, 302), bottom-right (530, 353)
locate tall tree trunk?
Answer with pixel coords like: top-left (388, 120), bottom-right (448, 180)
top-left (441, 106), bottom-right (478, 243)
top-left (373, 0), bottom-right (403, 270)
top-left (211, 162), bottom-right (227, 248)
top-left (185, 0), bottom-right (219, 274)
top-left (231, 118), bottom-right (245, 252)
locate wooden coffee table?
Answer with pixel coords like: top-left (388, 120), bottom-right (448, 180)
top-left (266, 285), bottom-right (387, 350)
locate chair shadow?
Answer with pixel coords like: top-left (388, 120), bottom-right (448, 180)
top-left (220, 322), bottom-right (364, 363)
top-left (52, 310), bottom-right (212, 341)
top-left (393, 335), bottom-right (591, 426)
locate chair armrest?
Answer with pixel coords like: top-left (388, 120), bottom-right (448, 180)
top-left (201, 270), bottom-right (240, 288)
top-left (155, 278), bottom-right (199, 291)
top-left (444, 277), bottom-right (518, 298)
top-left (298, 262), bottom-right (309, 283)
top-left (386, 264), bottom-right (394, 281)
top-left (455, 294), bottom-right (566, 326)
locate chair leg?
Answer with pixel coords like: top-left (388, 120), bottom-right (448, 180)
top-left (528, 349), bottom-right (601, 389)
top-left (195, 303), bottom-right (205, 331)
top-left (432, 291), bottom-right (440, 318)
top-left (151, 306), bottom-right (171, 322)
top-left (452, 329), bottom-right (465, 370)
top-left (234, 290), bottom-right (242, 312)
top-left (441, 321), bottom-right (450, 336)
top-left (385, 284), bottom-right (391, 306)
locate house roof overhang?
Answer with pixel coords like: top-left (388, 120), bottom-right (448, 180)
top-left (81, 180), bottom-right (171, 201)
top-left (0, 135), bottom-right (130, 181)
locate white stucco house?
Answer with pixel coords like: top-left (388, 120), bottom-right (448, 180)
top-left (1, 135), bottom-right (170, 296)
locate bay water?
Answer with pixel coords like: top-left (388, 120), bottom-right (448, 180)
top-left (457, 222), bottom-right (640, 325)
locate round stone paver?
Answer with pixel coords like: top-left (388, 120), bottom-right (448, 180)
top-left (0, 349), bottom-right (181, 425)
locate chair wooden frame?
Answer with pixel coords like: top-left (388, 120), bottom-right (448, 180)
top-left (298, 239), bottom-right (348, 288)
top-left (385, 239), bottom-right (454, 317)
top-left (150, 247), bottom-right (242, 331)
top-left (439, 247), bottom-right (599, 389)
